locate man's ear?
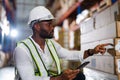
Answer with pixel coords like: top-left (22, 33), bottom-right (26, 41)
top-left (34, 23), bottom-right (40, 32)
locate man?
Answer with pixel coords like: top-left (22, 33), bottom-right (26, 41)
top-left (14, 6), bottom-right (109, 80)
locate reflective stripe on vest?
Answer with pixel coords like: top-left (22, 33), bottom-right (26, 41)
top-left (46, 39), bottom-right (61, 75)
top-left (18, 38), bottom-right (61, 76)
top-left (20, 38), bottom-right (47, 76)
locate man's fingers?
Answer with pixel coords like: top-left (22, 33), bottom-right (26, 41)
top-left (69, 73), bottom-right (78, 80)
top-left (99, 47), bottom-right (106, 50)
top-left (62, 69), bottom-right (80, 80)
top-left (94, 43), bottom-right (112, 54)
top-left (100, 43), bottom-right (113, 47)
top-left (69, 69), bottom-right (80, 75)
top-left (68, 70), bottom-right (80, 79)
top-left (100, 49), bottom-right (106, 54)
top-left (64, 69), bottom-right (80, 75)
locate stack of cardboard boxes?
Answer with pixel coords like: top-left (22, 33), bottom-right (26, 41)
top-left (90, 0), bottom-right (112, 16)
top-left (80, 1), bottom-right (120, 79)
top-left (115, 20), bottom-right (120, 79)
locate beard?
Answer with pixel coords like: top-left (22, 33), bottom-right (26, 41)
top-left (39, 29), bottom-right (54, 39)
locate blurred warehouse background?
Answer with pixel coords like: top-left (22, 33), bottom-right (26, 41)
top-left (0, 0), bottom-right (120, 80)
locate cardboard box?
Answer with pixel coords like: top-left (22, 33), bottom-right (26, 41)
top-left (98, 0), bottom-right (112, 11)
top-left (84, 68), bottom-right (118, 80)
top-left (116, 21), bottom-right (120, 37)
top-left (118, 74), bottom-right (120, 80)
top-left (116, 14), bottom-right (120, 21)
top-left (81, 22), bottom-right (116, 44)
top-left (81, 21), bottom-right (120, 44)
top-left (81, 41), bottom-right (99, 51)
top-left (95, 1), bottom-right (120, 29)
top-left (80, 18), bottom-right (94, 34)
top-left (95, 7), bottom-right (111, 29)
top-left (110, 1), bottom-right (120, 22)
top-left (115, 38), bottom-right (120, 56)
top-left (86, 55), bottom-right (115, 74)
top-left (115, 56), bottom-right (120, 74)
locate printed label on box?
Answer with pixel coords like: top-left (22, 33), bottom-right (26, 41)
top-left (91, 58), bottom-right (96, 67)
top-left (117, 59), bottom-right (120, 73)
top-left (115, 40), bottom-right (120, 52)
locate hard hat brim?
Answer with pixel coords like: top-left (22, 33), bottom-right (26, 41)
top-left (28, 15), bottom-right (55, 25)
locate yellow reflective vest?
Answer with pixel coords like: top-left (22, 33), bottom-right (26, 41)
top-left (17, 38), bottom-right (61, 77)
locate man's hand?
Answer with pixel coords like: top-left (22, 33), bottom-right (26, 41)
top-left (84, 43), bottom-right (113, 59)
top-left (94, 43), bottom-right (113, 55)
top-left (50, 69), bottom-right (80, 80)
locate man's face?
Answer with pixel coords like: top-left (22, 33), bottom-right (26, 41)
top-left (38, 20), bottom-right (54, 39)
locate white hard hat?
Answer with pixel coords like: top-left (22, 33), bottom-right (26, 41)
top-left (28, 6), bottom-right (54, 25)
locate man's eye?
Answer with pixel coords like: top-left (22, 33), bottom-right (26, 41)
top-left (48, 23), bottom-right (52, 26)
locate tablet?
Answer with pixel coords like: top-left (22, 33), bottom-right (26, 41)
top-left (76, 61), bottom-right (90, 69)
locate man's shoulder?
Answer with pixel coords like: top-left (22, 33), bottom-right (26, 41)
top-left (17, 38), bottom-right (31, 44)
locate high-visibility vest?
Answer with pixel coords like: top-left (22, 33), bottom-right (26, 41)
top-left (17, 38), bottom-right (61, 77)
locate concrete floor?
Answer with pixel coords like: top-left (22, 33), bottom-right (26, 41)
top-left (0, 67), bottom-right (15, 80)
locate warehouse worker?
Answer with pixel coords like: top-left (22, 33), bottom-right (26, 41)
top-left (14, 6), bottom-right (109, 80)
